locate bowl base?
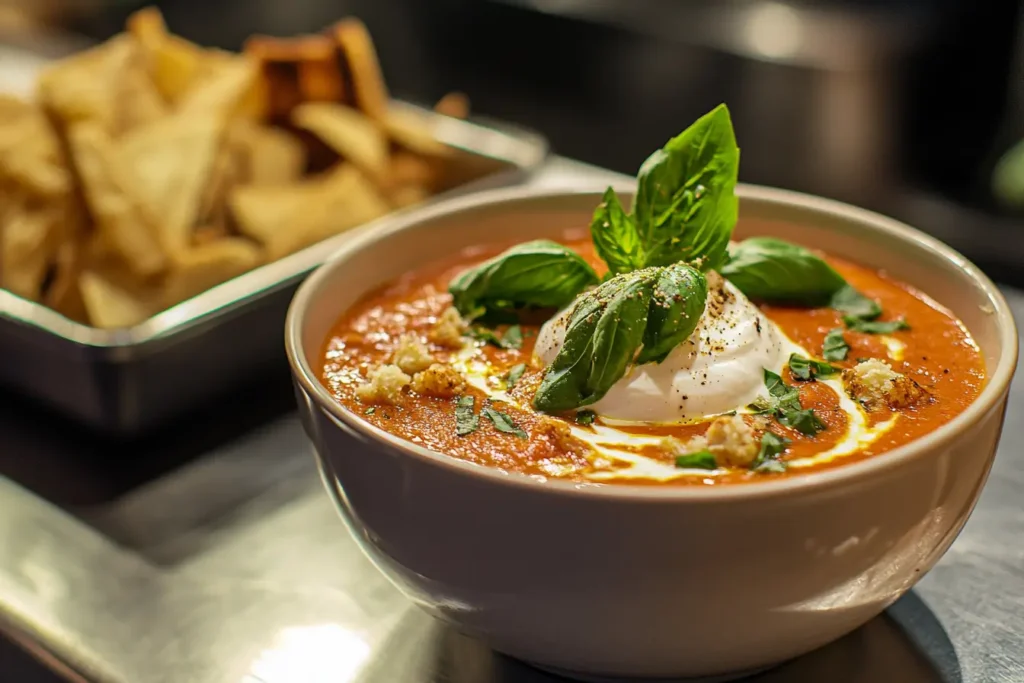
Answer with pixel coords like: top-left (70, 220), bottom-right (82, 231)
top-left (524, 662), bottom-right (773, 682)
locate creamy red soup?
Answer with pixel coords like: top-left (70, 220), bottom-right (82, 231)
top-left (319, 227), bottom-right (985, 486)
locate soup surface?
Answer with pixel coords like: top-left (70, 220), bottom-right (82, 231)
top-left (319, 229), bottom-right (985, 486)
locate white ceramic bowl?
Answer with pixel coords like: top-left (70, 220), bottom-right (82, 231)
top-left (286, 185), bottom-right (1017, 680)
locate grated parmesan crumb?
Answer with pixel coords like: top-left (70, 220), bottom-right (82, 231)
top-left (392, 334), bottom-right (435, 374)
top-left (411, 363), bottom-right (466, 397)
top-left (355, 364), bottom-right (411, 404)
top-left (843, 358), bottom-right (926, 410)
top-left (706, 414), bottom-right (760, 467)
top-left (430, 306), bottom-right (466, 348)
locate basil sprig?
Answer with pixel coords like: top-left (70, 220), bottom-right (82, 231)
top-left (591, 104), bottom-right (740, 274)
top-left (449, 240), bottom-right (599, 320)
top-left (532, 264), bottom-right (707, 412)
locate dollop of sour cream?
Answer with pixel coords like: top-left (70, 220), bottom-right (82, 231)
top-left (534, 276), bottom-right (787, 423)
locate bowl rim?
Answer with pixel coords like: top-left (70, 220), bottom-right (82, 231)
top-left (286, 183), bottom-right (1019, 502)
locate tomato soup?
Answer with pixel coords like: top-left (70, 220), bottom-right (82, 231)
top-left (319, 233), bottom-right (985, 486)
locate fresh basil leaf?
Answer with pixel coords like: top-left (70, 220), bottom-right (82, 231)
top-left (823, 328), bottom-right (849, 361)
top-left (502, 325), bottom-right (523, 349)
top-left (778, 407), bottom-right (827, 436)
top-left (788, 354), bottom-right (839, 381)
top-left (633, 104), bottom-right (739, 272)
top-left (575, 409), bottom-right (596, 425)
top-left (675, 450), bottom-right (717, 470)
top-left (449, 240), bottom-right (599, 319)
top-left (830, 284), bottom-right (882, 320)
top-left (720, 237), bottom-right (846, 305)
top-left (455, 395), bottom-right (479, 436)
top-left (482, 406), bottom-right (527, 438)
top-left (752, 431), bottom-right (790, 472)
top-left (505, 363), bottom-right (527, 390)
top-left (467, 327), bottom-right (503, 347)
top-left (533, 270), bottom-right (657, 412)
top-left (636, 263), bottom-right (708, 364)
top-left (590, 187), bottom-right (640, 274)
top-left (844, 317), bottom-right (910, 334)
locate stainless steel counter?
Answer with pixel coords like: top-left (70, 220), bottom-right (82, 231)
top-left (1, 159), bottom-right (1022, 683)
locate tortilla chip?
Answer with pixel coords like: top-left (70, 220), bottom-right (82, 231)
top-left (128, 8), bottom-right (209, 106)
top-left (434, 92), bottom-right (470, 119)
top-left (0, 201), bottom-right (59, 300)
top-left (37, 34), bottom-right (134, 134)
top-left (388, 185), bottom-right (429, 209)
top-left (270, 165), bottom-right (389, 259)
top-left (163, 237), bottom-right (263, 306)
top-left (79, 268), bottom-right (159, 329)
top-left (67, 123), bottom-right (166, 277)
top-left (0, 96), bottom-right (71, 199)
top-left (231, 121), bottom-right (306, 186)
top-left (388, 152), bottom-right (435, 189)
top-left (43, 239), bottom-right (88, 323)
top-left (120, 113), bottom-right (224, 254)
top-left (292, 102), bottom-right (388, 181)
top-left (178, 53), bottom-right (260, 120)
top-left (384, 106), bottom-right (451, 158)
top-left (114, 51), bottom-right (169, 133)
top-left (330, 19), bottom-right (389, 121)
top-left (284, 34), bottom-right (343, 103)
top-left (242, 35), bottom-right (309, 122)
top-left (195, 141), bottom-right (242, 235)
top-left (230, 181), bottom-right (314, 246)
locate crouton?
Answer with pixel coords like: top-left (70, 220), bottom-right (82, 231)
top-left (706, 414), bottom-right (760, 467)
top-left (535, 416), bottom-right (594, 458)
top-left (392, 334), bottom-right (434, 374)
top-left (411, 363), bottom-right (466, 397)
top-left (355, 364), bottom-right (411, 404)
top-left (843, 358), bottom-right (926, 410)
top-left (430, 306), bottom-right (466, 348)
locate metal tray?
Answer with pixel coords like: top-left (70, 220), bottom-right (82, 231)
top-left (0, 101), bottom-right (548, 434)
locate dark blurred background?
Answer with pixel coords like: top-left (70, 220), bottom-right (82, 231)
top-left (5, 0), bottom-right (1024, 275)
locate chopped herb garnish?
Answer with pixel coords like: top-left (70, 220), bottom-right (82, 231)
top-left (788, 354), bottom-right (839, 381)
top-left (502, 325), bottom-right (523, 349)
top-left (754, 369), bottom-right (827, 436)
top-left (364, 406), bottom-right (376, 415)
top-left (752, 431), bottom-right (790, 472)
top-left (505, 363), bottom-right (527, 390)
top-left (844, 316), bottom-right (910, 334)
top-left (777, 408), bottom-right (827, 435)
top-left (575, 409), bottom-right (596, 425)
top-left (830, 284), bottom-right (882, 320)
top-left (455, 395), bottom-right (479, 436)
top-left (823, 328), bottom-right (849, 361)
top-left (482, 406), bottom-right (528, 438)
top-left (675, 450), bottom-right (717, 470)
